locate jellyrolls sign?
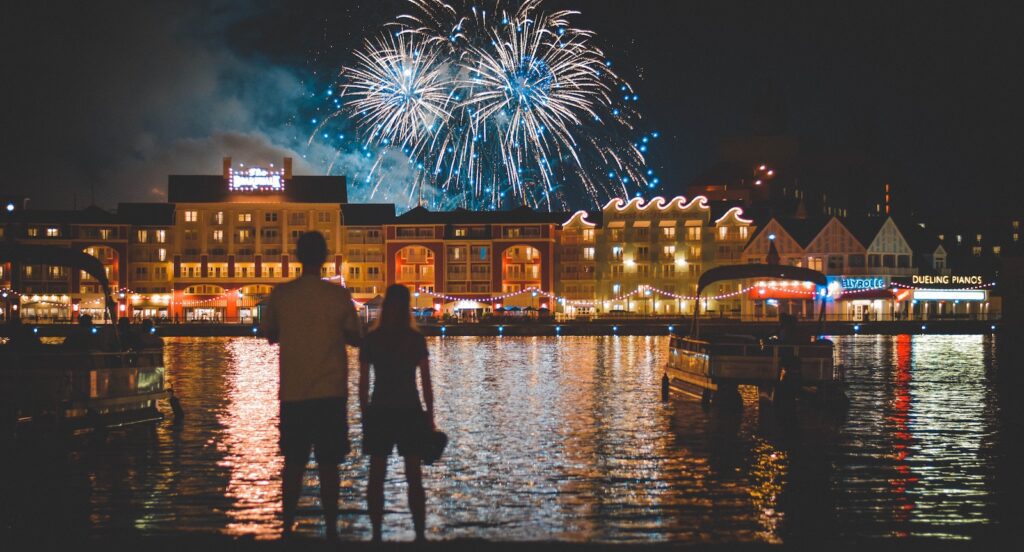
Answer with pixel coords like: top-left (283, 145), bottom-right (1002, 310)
top-left (838, 276), bottom-right (886, 290)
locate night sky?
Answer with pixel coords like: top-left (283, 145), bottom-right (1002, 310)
top-left (6, 0), bottom-right (1023, 218)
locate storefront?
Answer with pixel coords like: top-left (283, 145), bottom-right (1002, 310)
top-left (746, 280), bottom-right (818, 319)
top-left (891, 275), bottom-right (993, 320)
top-left (827, 276), bottom-right (907, 321)
top-left (18, 294), bottom-right (71, 323)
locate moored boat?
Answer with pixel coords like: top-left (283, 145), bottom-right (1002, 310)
top-left (665, 261), bottom-right (845, 408)
top-left (1, 243), bottom-right (170, 437)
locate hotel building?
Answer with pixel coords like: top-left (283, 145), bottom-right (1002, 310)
top-left (1, 161), bottom-right (1000, 323)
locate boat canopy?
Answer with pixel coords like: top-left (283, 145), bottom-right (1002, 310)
top-left (697, 264), bottom-right (828, 296)
top-left (0, 243), bottom-right (117, 320)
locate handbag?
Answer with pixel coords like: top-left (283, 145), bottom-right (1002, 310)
top-left (422, 427), bottom-right (448, 465)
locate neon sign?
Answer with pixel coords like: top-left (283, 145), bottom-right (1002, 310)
top-left (839, 277), bottom-right (885, 290)
top-left (912, 274), bottom-right (983, 285)
top-left (229, 167), bottom-right (285, 191)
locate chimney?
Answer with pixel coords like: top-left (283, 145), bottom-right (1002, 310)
top-left (223, 157), bottom-right (232, 180)
top-left (283, 157), bottom-right (293, 179)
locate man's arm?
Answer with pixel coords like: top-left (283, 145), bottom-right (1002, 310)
top-left (261, 293), bottom-right (279, 344)
top-left (339, 287), bottom-right (363, 347)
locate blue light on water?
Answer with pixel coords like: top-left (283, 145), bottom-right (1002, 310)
top-left (853, 324), bottom-right (860, 332)
top-left (251, 327), bottom-right (258, 334)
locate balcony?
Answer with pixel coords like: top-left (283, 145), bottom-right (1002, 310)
top-left (400, 254), bottom-right (431, 264)
top-left (365, 253), bottom-right (384, 262)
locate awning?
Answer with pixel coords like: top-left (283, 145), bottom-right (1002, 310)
top-left (632, 220), bottom-right (651, 228)
top-left (838, 288), bottom-right (898, 300)
top-left (658, 220), bottom-right (676, 227)
top-left (607, 221), bottom-right (625, 228)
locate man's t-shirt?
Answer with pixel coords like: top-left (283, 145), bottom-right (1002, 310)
top-left (359, 328), bottom-right (428, 409)
top-left (262, 276), bottom-right (361, 402)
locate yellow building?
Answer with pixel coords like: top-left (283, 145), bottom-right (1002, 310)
top-left (164, 157), bottom-right (345, 322)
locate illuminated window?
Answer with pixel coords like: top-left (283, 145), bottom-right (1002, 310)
top-left (212, 230), bottom-right (224, 243)
top-left (317, 212), bottom-right (332, 224)
top-left (739, 226), bottom-right (749, 240)
top-left (157, 248), bottom-right (167, 262)
top-left (99, 228), bottom-right (111, 240)
top-left (993, 246), bottom-right (1001, 256)
top-left (27, 228), bottom-right (38, 237)
top-left (807, 257), bottom-right (824, 272)
top-left (976, 233), bottom-right (983, 243)
top-left (611, 246), bottom-right (623, 260)
top-left (662, 245), bottom-right (675, 259)
top-left (718, 227), bottom-right (728, 240)
top-left (213, 211), bottom-right (224, 225)
top-left (454, 228), bottom-right (467, 237)
top-left (583, 228), bottom-right (595, 242)
top-left (137, 230), bottom-right (148, 243)
top-left (184, 210), bottom-right (198, 222)
top-left (46, 227), bottom-right (60, 237)
top-left (1014, 220), bottom-right (1020, 230)
top-left (611, 265), bottom-right (623, 277)
top-left (349, 266), bottom-right (361, 279)
top-left (972, 246), bottom-right (982, 256)
top-left (583, 247), bottom-right (595, 260)
top-left (685, 226), bottom-right (701, 241)
top-left (155, 229), bottom-right (166, 243)
top-left (956, 234), bottom-right (962, 244)
top-left (238, 213), bottom-right (252, 223)
top-left (612, 283), bottom-right (621, 294)
top-left (184, 229), bottom-right (198, 241)
top-left (661, 226), bottom-right (676, 239)
top-left (1014, 233), bottom-right (1020, 242)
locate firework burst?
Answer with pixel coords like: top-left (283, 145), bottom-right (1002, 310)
top-left (320, 0), bottom-right (657, 210)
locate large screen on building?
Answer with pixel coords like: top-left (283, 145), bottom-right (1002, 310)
top-left (228, 167), bottom-right (285, 191)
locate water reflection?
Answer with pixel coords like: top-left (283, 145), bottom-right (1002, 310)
top-left (2, 334), bottom-right (1010, 543)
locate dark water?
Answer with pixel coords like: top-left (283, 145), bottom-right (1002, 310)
top-left (3, 335), bottom-right (1019, 542)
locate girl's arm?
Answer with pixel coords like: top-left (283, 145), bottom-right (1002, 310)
top-left (358, 360), bottom-right (371, 416)
top-left (420, 357), bottom-right (435, 429)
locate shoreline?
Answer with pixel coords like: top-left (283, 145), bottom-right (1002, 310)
top-left (3, 319), bottom-right (1005, 338)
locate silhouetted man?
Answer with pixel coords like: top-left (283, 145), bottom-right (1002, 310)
top-left (261, 231), bottom-right (362, 540)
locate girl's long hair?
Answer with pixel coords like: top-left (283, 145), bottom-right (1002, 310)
top-left (371, 284), bottom-right (418, 333)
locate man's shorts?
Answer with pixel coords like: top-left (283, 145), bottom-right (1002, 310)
top-left (279, 397), bottom-right (350, 465)
top-left (362, 406), bottom-right (428, 458)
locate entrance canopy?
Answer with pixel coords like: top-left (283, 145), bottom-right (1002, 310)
top-left (697, 264), bottom-right (828, 296)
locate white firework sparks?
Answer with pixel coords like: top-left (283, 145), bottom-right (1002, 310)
top-left (321, 0), bottom-right (654, 210)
